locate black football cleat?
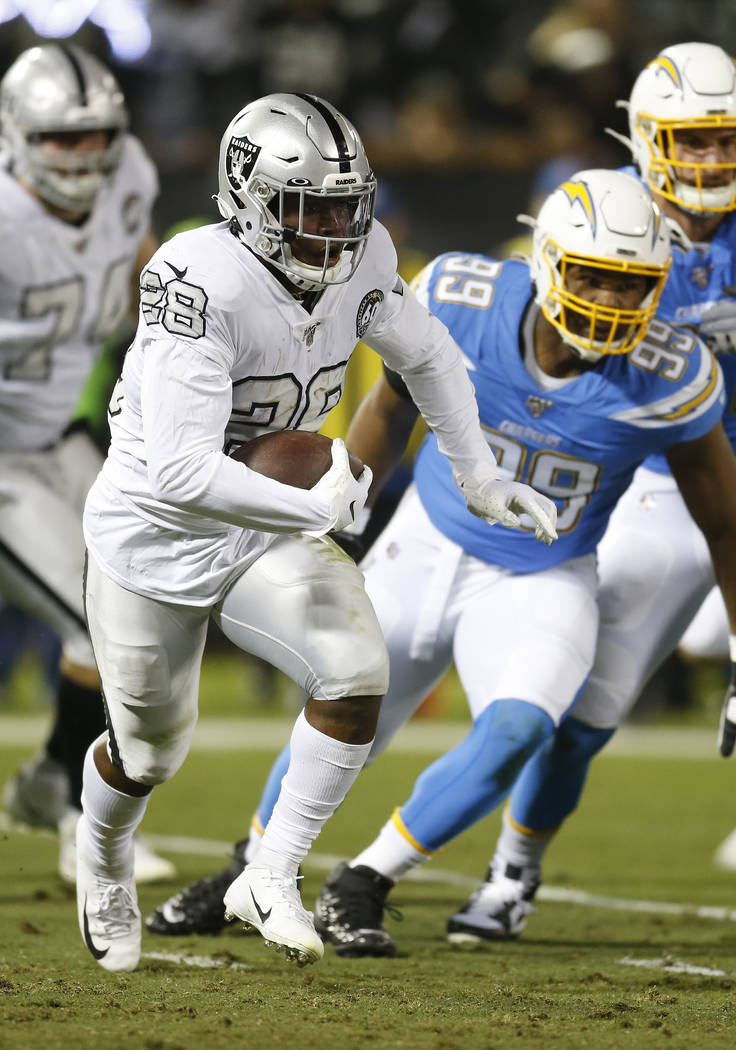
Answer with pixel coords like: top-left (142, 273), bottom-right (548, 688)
top-left (145, 839), bottom-right (248, 935)
top-left (314, 862), bottom-right (399, 957)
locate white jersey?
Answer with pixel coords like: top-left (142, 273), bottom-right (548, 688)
top-left (84, 219), bottom-right (496, 606)
top-left (0, 135), bottom-right (158, 452)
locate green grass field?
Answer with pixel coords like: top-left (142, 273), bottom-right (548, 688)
top-left (2, 694), bottom-right (736, 1050)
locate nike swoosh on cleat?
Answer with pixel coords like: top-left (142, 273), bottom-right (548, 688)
top-left (250, 889), bottom-right (272, 924)
top-left (83, 896), bottom-right (109, 960)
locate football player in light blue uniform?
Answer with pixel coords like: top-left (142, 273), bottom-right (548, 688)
top-left (443, 41), bottom-right (736, 943)
top-left (147, 165), bottom-right (736, 951)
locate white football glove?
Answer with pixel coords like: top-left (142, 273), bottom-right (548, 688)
top-left (310, 438), bottom-right (373, 533)
top-left (460, 476), bottom-right (558, 545)
top-left (699, 288), bottom-right (736, 353)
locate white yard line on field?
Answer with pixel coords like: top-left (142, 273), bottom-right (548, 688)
top-left (618, 955), bottom-right (732, 977)
top-left (141, 951), bottom-right (252, 970)
top-left (0, 715), bottom-right (721, 758)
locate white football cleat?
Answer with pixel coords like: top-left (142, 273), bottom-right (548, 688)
top-left (224, 865), bottom-right (324, 966)
top-left (76, 815), bottom-right (141, 972)
top-left (59, 808), bottom-right (176, 884)
top-left (446, 860), bottom-right (540, 943)
top-left (3, 752), bottom-right (69, 828)
top-left (714, 827), bottom-right (736, 871)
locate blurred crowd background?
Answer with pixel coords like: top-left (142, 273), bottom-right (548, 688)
top-left (1, 0), bottom-right (735, 720)
top-left (3, 0), bottom-right (736, 255)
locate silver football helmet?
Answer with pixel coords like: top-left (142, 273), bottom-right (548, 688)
top-left (0, 44), bottom-right (128, 213)
top-left (215, 93), bottom-right (376, 290)
top-left (526, 168), bottom-right (671, 362)
top-left (623, 42), bottom-right (736, 214)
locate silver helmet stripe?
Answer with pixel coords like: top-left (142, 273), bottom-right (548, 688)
top-left (294, 92), bottom-right (352, 172)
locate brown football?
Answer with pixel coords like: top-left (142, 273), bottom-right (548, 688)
top-left (230, 430), bottom-right (363, 489)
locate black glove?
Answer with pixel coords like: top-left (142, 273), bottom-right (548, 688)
top-left (717, 666), bottom-right (736, 757)
top-left (329, 530), bottom-right (366, 563)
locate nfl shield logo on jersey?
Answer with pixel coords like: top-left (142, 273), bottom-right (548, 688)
top-left (690, 263), bottom-right (713, 289)
top-left (526, 394), bottom-right (554, 418)
top-left (356, 290), bottom-right (384, 339)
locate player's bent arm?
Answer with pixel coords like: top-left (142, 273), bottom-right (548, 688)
top-left (365, 282), bottom-right (497, 485)
top-left (140, 337), bottom-right (358, 536)
top-left (667, 422), bottom-right (736, 632)
top-left (365, 286), bottom-right (557, 543)
top-left (344, 370), bottom-right (419, 505)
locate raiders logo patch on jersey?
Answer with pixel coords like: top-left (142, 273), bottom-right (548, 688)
top-left (356, 289), bottom-right (384, 339)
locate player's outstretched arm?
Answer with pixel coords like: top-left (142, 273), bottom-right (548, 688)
top-left (667, 422), bottom-right (736, 756)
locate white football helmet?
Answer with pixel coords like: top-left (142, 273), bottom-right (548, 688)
top-left (527, 168), bottom-right (671, 362)
top-left (0, 44), bottom-right (127, 213)
top-left (215, 93), bottom-right (376, 291)
top-left (626, 42), bottom-right (736, 213)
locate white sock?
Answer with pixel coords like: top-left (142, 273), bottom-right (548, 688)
top-left (79, 738), bottom-right (150, 879)
top-left (254, 709), bottom-right (371, 875)
top-left (351, 810), bottom-right (433, 883)
top-left (494, 807), bottom-right (554, 871)
top-left (243, 818), bottom-right (263, 864)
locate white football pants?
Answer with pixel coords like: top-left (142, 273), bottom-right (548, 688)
top-left (574, 465), bottom-right (716, 729)
top-left (85, 533), bottom-right (388, 784)
top-left (364, 486), bottom-right (599, 760)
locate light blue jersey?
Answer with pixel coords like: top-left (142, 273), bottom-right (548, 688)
top-left (622, 163), bottom-right (736, 472)
top-left (411, 254), bottom-right (724, 574)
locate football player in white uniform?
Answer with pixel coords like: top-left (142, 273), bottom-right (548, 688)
top-left (0, 45), bottom-right (174, 884)
top-left (77, 92), bottom-right (557, 972)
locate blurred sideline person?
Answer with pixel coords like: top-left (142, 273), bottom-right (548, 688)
top-left (441, 40), bottom-right (736, 942)
top-left (147, 167), bottom-right (731, 951)
top-left (77, 92), bottom-right (556, 973)
top-left (0, 44), bottom-right (173, 884)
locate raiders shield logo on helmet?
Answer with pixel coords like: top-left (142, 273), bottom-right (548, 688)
top-left (226, 135), bottom-right (261, 191)
top-left (356, 289), bottom-right (384, 339)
